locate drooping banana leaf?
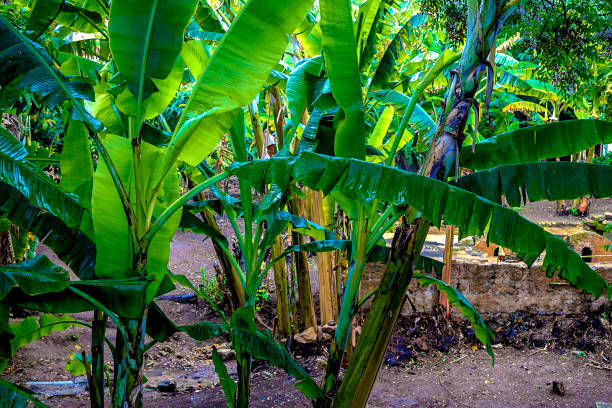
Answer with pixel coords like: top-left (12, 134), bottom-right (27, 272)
top-left (286, 56), bottom-right (324, 134)
top-left (230, 306), bottom-right (324, 400)
top-left (455, 162), bottom-right (612, 207)
top-left (0, 16), bottom-right (92, 106)
top-left (9, 314), bottom-right (77, 356)
top-left (230, 152), bottom-right (610, 299)
top-left (56, 2), bottom-right (106, 35)
top-left (108, 0), bottom-right (198, 107)
top-left (167, 0), bottom-right (315, 168)
top-left (0, 182), bottom-right (96, 279)
top-left (211, 348), bottom-right (236, 408)
top-left (0, 15), bottom-right (100, 129)
top-left (26, 0), bottom-right (64, 39)
top-left (319, 0), bottom-right (365, 159)
top-left (460, 119), bottom-right (612, 170)
top-left (413, 273), bottom-right (494, 362)
top-left (179, 322), bottom-right (229, 341)
top-left (0, 256), bottom-right (147, 318)
top-left (0, 128), bottom-right (85, 229)
top-left (58, 52), bottom-right (103, 79)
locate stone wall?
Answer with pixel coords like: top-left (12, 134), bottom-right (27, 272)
top-left (360, 260), bottom-right (612, 319)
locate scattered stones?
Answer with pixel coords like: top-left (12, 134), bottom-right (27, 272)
top-left (551, 381), bottom-right (565, 396)
top-left (157, 380), bottom-right (177, 393)
top-left (215, 344), bottom-right (236, 361)
top-left (294, 327), bottom-right (317, 344)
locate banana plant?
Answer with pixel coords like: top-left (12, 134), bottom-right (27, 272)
top-left (0, 0), bottom-right (317, 406)
top-left (249, 0), bottom-right (611, 406)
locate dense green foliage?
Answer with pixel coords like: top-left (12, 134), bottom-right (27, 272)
top-left (0, 0), bottom-right (610, 407)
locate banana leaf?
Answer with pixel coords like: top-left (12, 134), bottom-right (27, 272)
top-left (455, 162), bottom-right (612, 207)
top-left (26, 0), bottom-right (63, 39)
top-left (230, 152), bottom-right (610, 299)
top-left (286, 56), bottom-right (324, 134)
top-left (0, 124), bottom-right (85, 230)
top-left (0, 16), bottom-right (97, 120)
top-left (369, 90), bottom-right (436, 142)
top-left (169, 0), bottom-right (314, 167)
top-left (108, 0), bottom-right (198, 102)
top-left (413, 273), bottom-right (494, 361)
top-left (211, 348), bottom-right (236, 408)
top-left (0, 256), bottom-right (147, 318)
top-left (0, 182), bottom-right (96, 279)
top-left (231, 326), bottom-right (324, 399)
top-left (319, 0), bottom-right (365, 159)
top-left (460, 119), bottom-right (612, 170)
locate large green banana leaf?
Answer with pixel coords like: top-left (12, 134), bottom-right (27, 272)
top-left (319, 0), bottom-right (365, 159)
top-left (91, 135), bottom-right (181, 302)
top-left (60, 120), bottom-right (94, 210)
top-left (89, 85), bottom-right (125, 135)
top-left (0, 256), bottom-right (147, 318)
top-left (9, 314), bottom-right (77, 357)
top-left (108, 0), bottom-right (198, 105)
top-left (460, 119), bottom-right (612, 170)
top-left (181, 40), bottom-right (211, 79)
top-left (286, 56), bottom-right (323, 134)
top-left (0, 128), bottom-right (85, 229)
top-left (114, 55), bottom-right (186, 121)
top-left (167, 0), bottom-right (314, 168)
top-left (0, 16), bottom-right (100, 129)
top-left (26, 0), bottom-right (63, 39)
top-left (0, 16), bottom-right (94, 109)
top-left (230, 152), bottom-right (610, 298)
top-left (456, 162), bottom-right (612, 207)
top-left (0, 182), bottom-right (96, 279)
top-left (211, 348), bottom-right (236, 408)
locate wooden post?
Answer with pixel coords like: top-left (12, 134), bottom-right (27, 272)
top-left (440, 225), bottom-right (454, 318)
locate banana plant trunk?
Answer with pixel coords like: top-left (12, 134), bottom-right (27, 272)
top-left (317, 1), bottom-right (519, 406)
top-left (272, 235), bottom-right (292, 337)
top-left (288, 198), bottom-right (317, 331)
top-left (90, 310), bottom-right (107, 408)
top-left (236, 350), bottom-right (252, 408)
top-left (112, 312), bottom-right (147, 408)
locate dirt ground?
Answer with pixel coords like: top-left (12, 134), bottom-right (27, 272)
top-left (2, 200), bottom-right (612, 407)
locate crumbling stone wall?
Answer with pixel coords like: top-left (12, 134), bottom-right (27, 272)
top-left (360, 260), bottom-right (612, 318)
